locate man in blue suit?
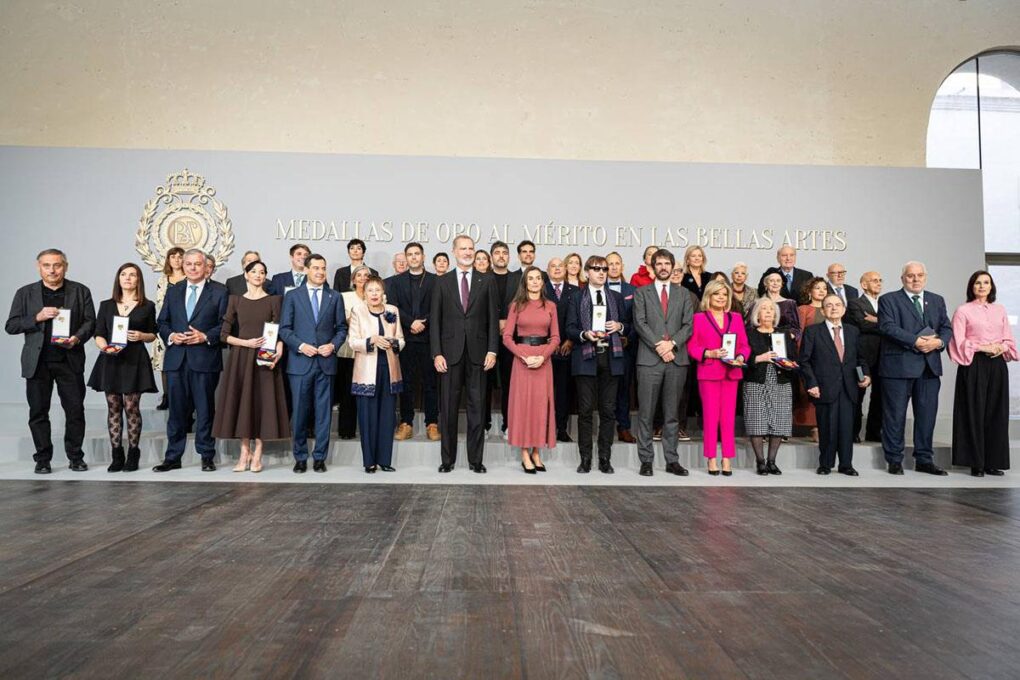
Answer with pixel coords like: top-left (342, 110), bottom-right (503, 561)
top-left (878, 261), bottom-right (953, 476)
top-left (280, 253), bottom-right (348, 473)
top-left (566, 255), bottom-right (628, 474)
top-left (154, 248), bottom-right (229, 472)
top-left (268, 242), bottom-right (311, 296)
top-left (606, 251), bottom-right (638, 442)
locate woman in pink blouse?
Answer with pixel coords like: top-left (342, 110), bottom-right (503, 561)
top-left (948, 270), bottom-right (1018, 476)
top-left (688, 280), bottom-right (751, 475)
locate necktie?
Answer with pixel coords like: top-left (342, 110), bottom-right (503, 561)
top-left (186, 284), bottom-right (197, 320)
top-left (311, 288), bottom-right (320, 323)
top-left (660, 285), bottom-right (669, 316)
top-left (785, 272), bottom-right (793, 291)
top-left (554, 283), bottom-right (562, 300)
top-left (295, 273), bottom-right (305, 287)
top-left (911, 294), bottom-right (923, 320)
top-left (836, 287), bottom-right (845, 303)
top-left (833, 326), bottom-right (844, 361)
top-left (596, 289), bottom-right (604, 306)
top-left (460, 271), bottom-right (469, 312)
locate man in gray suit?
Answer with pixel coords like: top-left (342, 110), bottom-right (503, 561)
top-left (633, 248), bottom-right (694, 476)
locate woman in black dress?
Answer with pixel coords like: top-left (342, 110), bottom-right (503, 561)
top-left (88, 263), bottom-right (158, 472)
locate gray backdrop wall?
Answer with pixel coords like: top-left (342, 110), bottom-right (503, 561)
top-left (0, 146), bottom-right (982, 413)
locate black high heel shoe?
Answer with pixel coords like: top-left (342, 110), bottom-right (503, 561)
top-left (530, 452), bottom-right (546, 472)
top-left (521, 461), bottom-right (537, 475)
top-left (365, 465), bottom-right (377, 474)
top-left (755, 460), bottom-right (767, 475)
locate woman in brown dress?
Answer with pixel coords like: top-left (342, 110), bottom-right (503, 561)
top-left (794, 277), bottom-right (828, 441)
top-left (502, 266), bottom-right (560, 473)
top-left (213, 260), bottom-right (289, 472)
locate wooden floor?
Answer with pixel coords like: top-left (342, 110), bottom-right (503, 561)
top-left (1, 482), bottom-right (1018, 679)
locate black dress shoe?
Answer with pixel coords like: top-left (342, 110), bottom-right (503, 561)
top-left (293, 460), bottom-right (307, 473)
top-left (708, 468), bottom-right (720, 476)
top-left (557, 431), bottom-right (573, 443)
top-left (577, 458), bottom-right (592, 473)
top-left (470, 463), bottom-right (487, 473)
top-left (853, 436), bottom-right (862, 444)
top-left (639, 462), bottom-right (653, 477)
top-left (107, 446), bottom-right (125, 473)
top-left (438, 464), bottom-right (453, 473)
top-left (598, 459), bottom-right (614, 474)
top-left (34, 461), bottom-right (52, 474)
top-left (816, 466), bottom-right (831, 475)
top-left (915, 462), bottom-right (948, 476)
top-left (365, 466), bottom-right (377, 473)
top-left (379, 465), bottom-right (396, 472)
top-left (69, 460), bottom-right (88, 472)
top-left (313, 460), bottom-right (327, 473)
top-left (201, 459), bottom-right (216, 472)
top-left (765, 461), bottom-right (782, 475)
top-left (755, 460), bottom-right (768, 475)
top-left (985, 468), bottom-right (1005, 476)
top-left (971, 468), bottom-right (985, 477)
top-left (521, 461), bottom-right (537, 474)
top-left (838, 466), bottom-right (859, 476)
top-left (155, 394), bottom-right (169, 411)
top-left (887, 462), bottom-right (904, 475)
top-left (665, 462), bottom-right (689, 476)
top-left (153, 460), bottom-right (182, 472)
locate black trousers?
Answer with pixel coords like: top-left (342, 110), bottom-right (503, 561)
top-left (335, 357), bottom-right (356, 437)
top-left (27, 359), bottom-right (86, 463)
top-left (498, 345), bottom-right (513, 431)
top-left (952, 353), bottom-right (1010, 471)
top-left (855, 361), bottom-right (882, 440)
top-left (576, 352), bottom-right (618, 462)
top-left (552, 357), bottom-right (573, 434)
top-left (439, 358), bottom-right (487, 467)
top-left (815, 389), bottom-right (855, 470)
top-left (398, 341), bottom-right (439, 426)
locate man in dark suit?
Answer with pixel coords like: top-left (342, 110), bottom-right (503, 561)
top-left (847, 271), bottom-right (883, 441)
top-left (430, 235), bottom-right (499, 473)
top-left (545, 257), bottom-right (578, 441)
top-left (386, 242), bottom-right (440, 441)
top-left (280, 253), bottom-right (348, 473)
top-left (204, 253), bottom-right (229, 294)
top-left (566, 255), bottom-right (628, 474)
top-left (757, 245), bottom-right (813, 300)
top-left (268, 243), bottom-right (311, 296)
top-left (606, 251), bottom-right (638, 443)
top-left (225, 250), bottom-right (265, 296)
top-left (824, 262), bottom-right (859, 309)
top-left (490, 241), bottom-right (512, 435)
top-left (878, 261), bottom-right (953, 476)
top-left (6, 248), bottom-right (95, 474)
top-left (800, 295), bottom-right (872, 475)
top-left (632, 249), bottom-right (694, 477)
top-left (333, 238), bottom-right (378, 293)
top-left (154, 248), bottom-right (229, 472)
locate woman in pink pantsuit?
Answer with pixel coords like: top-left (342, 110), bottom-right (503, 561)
top-left (502, 267), bottom-right (560, 473)
top-left (689, 280), bottom-right (751, 475)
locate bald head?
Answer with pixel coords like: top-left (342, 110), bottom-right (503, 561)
top-left (859, 271), bottom-right (882, 296)
top-left (547, 258), bottom-right (565, 283)
top-left (826, 263), bottom-right (847, 287)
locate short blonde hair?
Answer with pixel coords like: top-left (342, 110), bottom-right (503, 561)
top-left (683, 245), bottom-right (707, 272)
top-left (749, 297), bottom-right (779, 327)
top-left (700, 279), bottom-right (732, 312)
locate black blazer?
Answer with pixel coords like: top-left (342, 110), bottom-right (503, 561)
top-left (799, 322), bottom-right (867, 404)
top-left (333, 264), bottom-right (378, 294)
top-left (847, 295), bottom-right (880, 367)
top-left (758, 266), bottom-right (815, 301)
top-left (826, 282), bottom-right (859, 306)
top-left (743, 327), bottom-right (799, 385)
top-left (502, 268), bottom-right (550, 319)
top-left (386, 270), bottom-right (437, 345)
top-left (225, 274), bottom-right (267, 297)
top-left (6, 279), bottom-right (96, 379)
top-left (430, 267), bottom-right (499, 365)
top-left (545, 281), bottom-right (579, 361)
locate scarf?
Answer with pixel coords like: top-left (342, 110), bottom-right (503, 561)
top-left (579, 287), bottom-right (624, 362)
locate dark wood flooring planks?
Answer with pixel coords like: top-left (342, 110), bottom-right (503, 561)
top-left (1, 482), bottom-right (1019, 679)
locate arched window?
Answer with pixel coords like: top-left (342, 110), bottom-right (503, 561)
top-left (927, 50), bottom-right (1020, 414)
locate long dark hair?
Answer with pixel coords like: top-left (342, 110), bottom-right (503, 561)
top-left (511, 266), bottom-right (548, 313)
top-left (966, 270), bottom-right (997, 303)
top-left (112, 263), bottom-right (147, 304)
top-left (162, 247), bottom-right (185, 276)
top-left (800, 276), bottom-right (827, 305)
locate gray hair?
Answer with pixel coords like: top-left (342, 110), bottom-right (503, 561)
top-left (452, 234), bottom-right (475, 249)
top-left (350, 264), bottom-right (372, 290)
top-left (901, 261), bottom-right (926, 277)
top-left (36, 248), bottom-right (67, 265)
top-left (749, 297), bottom-right (779, 327)
top-left (183, 248), bottom-right (207, 261)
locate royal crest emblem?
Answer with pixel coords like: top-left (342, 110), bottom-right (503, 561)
top-left (135, 168), bottom-right (235, 271)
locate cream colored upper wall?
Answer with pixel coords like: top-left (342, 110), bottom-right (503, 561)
top-left (1, 0), bottom-right (1017, 166)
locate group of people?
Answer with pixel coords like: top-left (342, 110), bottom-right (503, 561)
top-left (7, 239), bottom-right (1015, 479)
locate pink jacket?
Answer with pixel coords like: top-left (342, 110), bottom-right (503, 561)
top-left (687, 311), bottom-right (751, 381)
top-left (349, 301), bottom-right (406, 396)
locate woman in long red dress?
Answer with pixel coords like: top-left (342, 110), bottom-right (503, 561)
top-left (502, 266), bottom-right (560, 473)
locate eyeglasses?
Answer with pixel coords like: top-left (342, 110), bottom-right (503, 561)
top-left (829, 270), bottom-right (847, 276)
top-left (588, 266), bottom-right (609, 272)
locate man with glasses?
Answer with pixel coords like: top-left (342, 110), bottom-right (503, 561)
top-left (566, 256), bottom-right (628, 474)
top-left (848, 271), bottom-right (884, 442)
top-left (825, 263), bottom-right (859, 308)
